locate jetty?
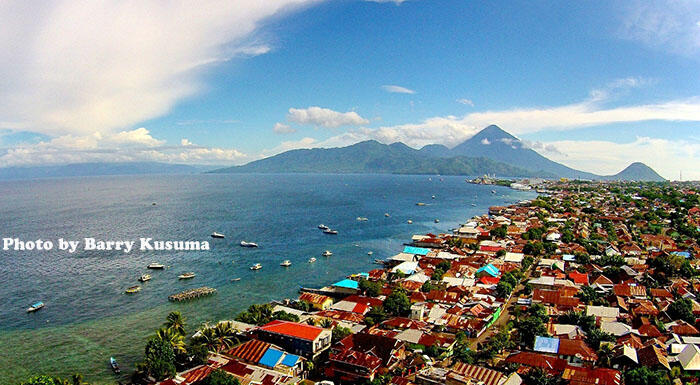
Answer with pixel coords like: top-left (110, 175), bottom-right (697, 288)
top-left (168, 286), bottom-right (217, 302)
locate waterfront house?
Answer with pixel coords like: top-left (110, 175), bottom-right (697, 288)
top-left (299, 292), bottom-right (334, 310)
top-left (255, 320), bottom-right (331, 360)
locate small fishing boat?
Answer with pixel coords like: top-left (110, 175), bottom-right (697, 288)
top-left (27, 301), bottom-right (44, 313)
top-left (211, 232), bottom-right (225, 239)
top-left (434, 219), bottom-right (440, 223)
top-left (280, 260), bottom-right (292, 267)
top-left (471, 203), bottom-right (477, 206)
top-left (240, 241), bottom-right (259, 248)
top-left (323, 228), bottom-right (338, 235)
top-left (178, 272), bottom-right (196, 279)
top-left (110, 357), bottom-right (120, 374)
top-left (367, 251), bottom-right (373, 256)
top-left (384, 213), bottom-right (390, 217)
top-left (147, 263), bottom-right (165, 269)
top-left (125, 285), bottom-right (141, 294)
top-left (318, 224), bottom-right (330, 230)
top-left (250, 263), bottom-right (262, 270)
top-left (416, 202), bottom-right (426, 206)
top-left (356, 217), bottom-right (368, 221)
top-left (138, 274), bottom-right (152, 282)
top-left (308, 257), bottom-right (317, 263)
top-left (322, 250), bottom-right (333, 257)
top-left (491, 190), bottom-right (496, 194)
top-left (432, 195), bottom-right (436, 199)
top-left (231, 278), bottom-right (241, 282)
top-left (407, 219), bottom-right (413, 224)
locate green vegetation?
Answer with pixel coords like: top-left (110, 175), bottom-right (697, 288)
top-left (383, 288), bottom-right (411, 316)
top-left (19, 375), bottom-right (91, 385)
top-left (200, 369), bottom-right (240, 385)
top-left (359, 279), bottom-right (383, 297)
top-left (624, 367), bottom-right (670, 385)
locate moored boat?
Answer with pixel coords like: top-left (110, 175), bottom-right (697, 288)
top-left (434, 219), bottom-right (440, 223)
top-left (211, 232), bottom-right (225, 239)
top-left (250, 263), bottom-right (262, 270)
top-left (416, 202), bottom-right (426, 206)
top-left (240, 241), bottom-right (259, 247)
top-left (367, 251), bottom-right (373, 255)
top-left (27, 301), bottom-right (44, 313)
top-left (147, 263), bottom-right (165, 269)
top-left (231, 278), bottom-right (241, 282)
top-left (318, 224), bottom-right (329, 230)
top-left (384, 213), bottom-right (390, 217)
top-left (407, 219), bottom-right (413, 224)
top-left (139, 274), bottom-right (151, 282)
top-left (125, 285), bottom-right (141, 294)
top-left (308, 257), bottom-right (317, 263)
top-left (280, 260), bottom-right (292, 267)
top-left (322, 250), bottom-right (333, 257)
top-left (356, 217), bottom-right (368, 221)
top-left (178, 272), bottom-right (196, 279)
top-left (110, 357), bottom-right (120, 374)
top-left (323, 228), bottom-right (338, 235)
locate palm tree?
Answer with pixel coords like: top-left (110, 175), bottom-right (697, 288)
top-left (597, 343), bottom-right (614, 368)
top-left (319, 318), bottom-right (333, 328)
top-left (213, 322), bottom-right (239, 352)
top-left (164, 311), bottom-right (187, 336)
top-left (155, 327), bottom-right (186, 353)
top-left (192, 325), bottom-right (219, 352)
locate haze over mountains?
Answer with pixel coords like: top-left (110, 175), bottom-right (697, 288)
top-left (213, 125), bottom-right (666, 181)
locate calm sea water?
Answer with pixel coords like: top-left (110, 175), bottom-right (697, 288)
top-left (0, 173), bottom-right (535, 384)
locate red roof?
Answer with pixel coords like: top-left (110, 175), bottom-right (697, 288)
top-left (330, 349), bottom-right (382, 371)
top-left (563, 366), bottom-right (621, 385)
top-left (505, 352), bottom-right (567, 373)
top-left (258, 320), bottom-right (323, 341)
top-left (480, 245), bottom-right (504, 252)
top-left (479, 276), bottom-right (500, 285)
top-left (568, 272), bottom-right (589, 285)
top-left (557, 339), bottom-right (597, 361)
top-left (225, 339), bottom-right (270, 363)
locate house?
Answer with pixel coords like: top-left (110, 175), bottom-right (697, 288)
top-left (678, 343), bottom-right (700, 371)
top-left (586, 305), bottom-right (619, 321)
top-left (557, 338), bottom-right (598, 366)
top-left (299, 292), bottom-right (334, 310)
top-left (224, 339), bottom-right (305, 377)
top-left (561, 366), bottom-right (622, 385)
top-left (326, 332), bottom-right (406, 383)
top-left (475, 264), bottom-right (500, 278)
top-left (255, 320), bottom-right (331, 360)
top-left (636, 344), bottom-right (670, 370)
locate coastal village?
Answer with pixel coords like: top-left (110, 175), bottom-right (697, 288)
top-left (125, 180), bottom-right (700, 385)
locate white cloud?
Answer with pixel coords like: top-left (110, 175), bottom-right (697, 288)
top-left (0, 129), bottom-right (246, 167)
top-left (618, 0), bottom-right (700, 56)
top-left (0, 0), bottom-right (315, 139)
top-left (287, 106), bottom-right (369, 128)
top-left (273, 122), bottom-right (296, 134)
top-left (382, 85), bottom-right (416, 94)
top-left (457, 98), bottom-right (474, 106)
top-left (540, 137), bottom-right (700, 180)
top-left (480, 138), bottom-right (490, 145)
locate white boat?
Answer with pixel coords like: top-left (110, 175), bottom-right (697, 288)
top-left (27, 301), bottom-right (44, 313)
top-left (407, 219), bottom-right (413, 224)
top-left (231, 278), bottom-right (241, 282)
top-left (318, 224), bottom-right (330, 230)
top-left (280, 260), bottom-right (292, 267)
top-left (356, 217), bottom-right (368, 221)
top-left (322, 250), bottom-right (333, 257)
top-left (178, 272), bottom-right (196, 279)
top-left (434, 219), bottom-right (440, 223)
top-left (323, 229), bottom-right (338, 235)
top-left (138, 274), bottom-right (152, 282)
top-left (384, 213), bottom-right (390, 217)
top-left (471, 203), bottom-right (477, 206)
top-left (367, 251), bottom-right (373, 256)
top-left (250, 263), bottom-right (262, 270)
top-left (211, 232), bottom-right (225, 239)
top-left (432, 195), bottom-right (436, 199)
top-left (491, 190), bottom-right (496, 194)
top-left (147, 263), bottom-right (165, 269)
top-left (308, 257), bottom-right (317, 263)
top-left (240, 241), bottom-right (259, 248)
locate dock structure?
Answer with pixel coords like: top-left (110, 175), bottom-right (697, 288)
top-left (168, 286), bottom-right (217, 302)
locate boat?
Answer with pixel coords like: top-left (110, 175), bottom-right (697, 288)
top-left (416, 202), bottom-right (426, 206)
top-left (318, 224), bottom-right (330, 230)
top-left (491, 190), bottom-right (496, 194)
top-left (110, 357), bottom-right (120, 374)
top-left (308, 257), bottom-right (317, 263)
top-left (367, 251), bottom-right (373, 256)
top-left (280, 260), bottom-right (292, 267)
top-left (434, 219), bottom-right (440, 223)
top-left (147, 263), bottom-right (165, 269)
top-left (27, 301), bottom-right (44, 313)
top-left (323, 229), bottom-right (338, 235)
top-left (384, 213), bottom-right (390, 217)
top-left (322, 250), bottom-right (333, 257)
top-left (178, 272), bottom-right (196, 279)
top-left (471, 203), bottom-right (477, 206)
top-left (407, 219), bottom-right (413, 224)
top-left (138, 274), bottom-right (151, 282)
top-left (125, 285), bottom-right (141, 294)
top-left (432, 195), bottom-right (436, 199)
top-left (356, 217), bottom-right (368, 221)
top-left (240, 241), bottom-right (259, 248)
top-left (231, 278), bottom-right (241, 282)
top-left (250, 263), bottom-right (262, 270)
top-left (211, 232), bottom-right (225, 239)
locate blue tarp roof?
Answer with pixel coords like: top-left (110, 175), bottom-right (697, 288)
top-left (258, 348), bottom-right (284, 368)
top-left (403, 246), bottom-right (430, 256)
top-left (280, 353), bottom-right (300, 367)
top-left (534, 336), bottom-right (560, 354)
top-left (476, 263), bottom-right (500, 277)
top-left (562, 254), bottom-right (575, 261)
top-left (672, 251), bottom-right (691, 259)
top-left (333, 279), bottom-right (359, 289)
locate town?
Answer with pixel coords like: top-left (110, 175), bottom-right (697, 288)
top-left (124, 180), bottom-right (700, 385)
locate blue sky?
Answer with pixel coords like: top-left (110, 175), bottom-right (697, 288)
top-left (1, 0), bottom-right (699, 179)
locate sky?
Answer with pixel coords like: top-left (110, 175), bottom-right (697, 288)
top-left (1, 0), bottom-right (699, 180)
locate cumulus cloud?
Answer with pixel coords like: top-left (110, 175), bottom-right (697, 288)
top-left (0, 128), bottom-right (247, 167)
top-left (273, 122), bottom-right (296, 134)
top-left (287, 106), bottom-right (370, 128)
top-left (480, 138), bottom-right (490, 145)
top-left (382, 85), bottom-right (416, 94)
top-left (0, 1), bottom-right (315, 139)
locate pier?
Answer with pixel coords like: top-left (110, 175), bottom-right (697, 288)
top-left (168, 286), bottom-right (217, 302)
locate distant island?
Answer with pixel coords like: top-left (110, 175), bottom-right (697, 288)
top-left (211, 125), bottom-right (666, 181)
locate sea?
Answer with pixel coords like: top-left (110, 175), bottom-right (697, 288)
top-left (0, 173), bottom-right (536, 384)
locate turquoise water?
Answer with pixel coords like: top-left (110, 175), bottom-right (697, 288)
top-left (0, 173), bottom-right (535, 384)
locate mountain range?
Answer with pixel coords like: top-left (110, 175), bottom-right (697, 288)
top-left (212, 125), bottom-right (666, 181)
